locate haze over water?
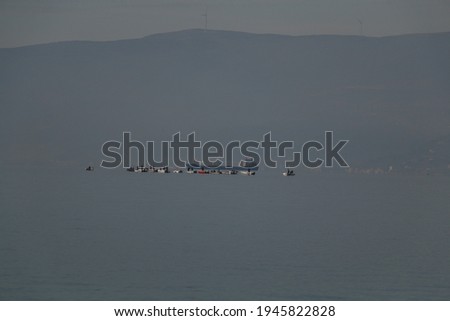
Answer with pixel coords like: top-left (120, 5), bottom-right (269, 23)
top-left (1, 0), bottom-right (450, 304)
top-left (1, 168), bottom-right (448, 300)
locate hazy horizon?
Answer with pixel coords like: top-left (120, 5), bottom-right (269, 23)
top-left (4, 27), bottom-right (450, 50)
top-left (2, 0), bottom-right (450, 48)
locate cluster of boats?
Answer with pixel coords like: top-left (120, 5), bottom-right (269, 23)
top-left (127, 166), bottom-right (169, 173)
top-left (124, 166), bottom-right (294, 176)
top-left (125, 165), bottom-right (243, 175)
top-left (125, 158), bottom-right (261, 175)
top-left (86, 159), bottom-right (295, 176)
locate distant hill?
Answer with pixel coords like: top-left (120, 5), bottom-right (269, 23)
top-left (1, 29), bottom-right (449, 171)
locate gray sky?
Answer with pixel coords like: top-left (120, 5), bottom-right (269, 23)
top-left (1, 0), bottom-right (450, 48)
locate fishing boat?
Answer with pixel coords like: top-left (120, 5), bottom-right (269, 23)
top-left (186, 168), bottom-right (197, 174)
top-left (222, 170), bottom-right (238, 175)
top-left (283, 169), bottom-right (295, 176)
top-left (238, 158), bottom-right (258, 175)
top-left (241, 168), bottom-right (256, 176)
top-left (157, 166), bottom-right (169, 173)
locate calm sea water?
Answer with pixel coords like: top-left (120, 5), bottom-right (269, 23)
top-left (0, 168), bottom-right (449, 300)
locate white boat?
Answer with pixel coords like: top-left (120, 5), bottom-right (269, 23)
top-left (239, 158), bottom-right (258, 175)
top-left (157, 167), bottom-right (169, 173)
top-left (173, 169), bottom-right (183, 174)
top-left (283, 169), bottom-right (295, 176)
top-left (222, 170), bottom-right (237, 175)
top-left (127, 166), bottom-right (148, 173)
top-left (240, 169), bottom-right (256, 176)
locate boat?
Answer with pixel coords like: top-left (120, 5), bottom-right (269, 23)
top-left (173, 169), bottom-right (183, 174)
top-left (157, 166), bottom-right (169, 173)
top-left (241, 168), bottom-right (256, 176)
top-left (283, 169), bottom-right (295, 176)
top-left (186, 166), bottom-right (198, 173)
top-left (222, 170), bottom-right (238, 175)
top-left (136, 166), bottom-right (148, 172)
top-left (126, 166), bottom-right (148, 173)
top-left (238, 158), bottom-right (258, 175)
top-left (85, 166), bottom-right (94, 171)
top-left (185, 159), bottom-right (258, 175)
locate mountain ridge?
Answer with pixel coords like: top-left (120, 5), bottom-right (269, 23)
top-left (3, 28), bottom-right (450, 50)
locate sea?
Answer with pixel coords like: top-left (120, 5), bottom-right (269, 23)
top-left (0, 168), bottom-right (449, 300)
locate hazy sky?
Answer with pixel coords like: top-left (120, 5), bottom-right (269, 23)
top-left (1, 0), bottom-right (450, 47)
